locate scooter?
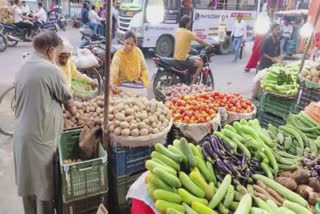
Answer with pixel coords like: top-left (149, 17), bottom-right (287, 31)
top-left (48, 6), bottom-right (66, 31)
top-left (2, 22), bottom-right (38, 47)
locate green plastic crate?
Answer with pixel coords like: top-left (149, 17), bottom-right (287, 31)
top-left (108, 171), bottom-right (142, 208)
top-left (260, 93), bottom-right (296, 120)
top-left (61, 193), bottom-right (107, 214)
top-left (257, 111), bottom-right (287, 128)
top-left (59, 129), bottom-right (108, 203)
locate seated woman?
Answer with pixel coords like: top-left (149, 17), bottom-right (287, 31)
top-left (56, 39), bottom-right (97, 90)
top-left (110, 31), bottom-right (150, 93)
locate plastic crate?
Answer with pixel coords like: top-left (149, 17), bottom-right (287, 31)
top-left (59, 129), bottom-right (108, 203)
top-left (110, 144), bottom-right (153, 177)
top-left (109, 171), bottom-right (143, 208)
top-left (257, 111), bottom-right (287, 128)
top-left (61, 193), bottom-right (106, 214)
top-left (260, 93), bottom-right (296, 120)
top-left (297, 84), bottom-right (320, 109)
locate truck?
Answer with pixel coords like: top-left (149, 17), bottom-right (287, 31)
top-left (117, 0), bottom-right (261, 57)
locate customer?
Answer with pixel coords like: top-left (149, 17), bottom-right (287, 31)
top-left (280, 17), bottom-right (293, 54)
top-left (88, 5), bottom-right (104, 35)
top-left (34, 2), bottom-right (47, 24)
top-left (20, 0), bottom-right (30, 14)
top-left (80, 2), bottom-right (89, 25)
top-left (11, 0), bottom-right (33, 40)
top-left (56, 39), bottom-right (97, 90)
top-left (14, 31), bottom-right (75, 214)
top-left (110, 31), bottom-right (150, 90)
top-left (231, 14), bottom-right (246, 62)
top-left (258, 23), bottom-right (281, 71)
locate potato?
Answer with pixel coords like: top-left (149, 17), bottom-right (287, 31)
top-left (131, 128), bottom-right (140, 137)
top-left (125, 115), bottom-right (134, 123)
top-left (120, 121), bottom-right (130, 129)
top-left (275, 177), bottom-right (297, 191)
top-left (308, 177), bottom-right (320, 192)
top-left (159, 115), bottom-right (166, 122)
top-left (114, 120), bottom-right (120, 127)
top-left (109, 114), bottom-right (114, 120)
top-left (292, 169), bottom-right (311, 184)
top-left (115, 113), bottom-right (125, 121)
top-left (151, 122), bottom-right (158, 128)
top-left (152, 128), bottom-right (159, 134)
top-left (133, 106), bottom-right (140, 112)
top-left (140, 113), bottom-right (148, 120)
top-left (121, 128), bottom-right (130, 136)
top-left (143, 118), bottom-right (150, 125)
top-left (92, 112), bottom-right (98, 117)
top-left (114, 127), bottom-right (121, 136)
top-left (97, 100), bottom-right (104, 107)
top-left (96, 107), bottom-right (102, 114)
top-left (148, 127), bottom-right (153, 133)
top-left (129, 123), bottom-right (138, 130)
top-left (126, 108), bottom-right (134, 115)
top-left (297, 185), bottom-right (313, 199)
top-left (79, 109), bottom-right (84, 115)
top-left (140, 128), bottom-right (148, 136)
top-left (278, 171), bottom-right (293, 178)
top-left (75, 112), bottom-right (80, 119)
top-left (308, 192), bottom-right (319, 206)
top-left (139, 122), bottom-right (148, 129)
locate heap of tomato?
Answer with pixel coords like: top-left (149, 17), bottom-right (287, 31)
top-left (166, 91), bottom-right (255, 124)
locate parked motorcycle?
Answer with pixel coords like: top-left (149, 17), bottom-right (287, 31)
top-left (152, 46), bottom-right (215, 94)
top-left (79, 26), bottom-right (105, 48)
top-left (0, 24), bottom-right (8, 52)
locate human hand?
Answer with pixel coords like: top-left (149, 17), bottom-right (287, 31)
top-left (110, 84), bottom-right (121, 94)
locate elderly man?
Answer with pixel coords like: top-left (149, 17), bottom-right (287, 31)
top-left (14, 31), bottom-right (75, 214)
top-left (56, 40), bottom-right (97, 90)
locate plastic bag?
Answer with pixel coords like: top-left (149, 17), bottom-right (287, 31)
top-left (74, 48), bottom-right (99, 69)
top-left (79, 122), bottom-right (102, 160)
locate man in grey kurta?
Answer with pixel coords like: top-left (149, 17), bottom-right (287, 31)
top-left (13, 31), bottom-right (74, 214)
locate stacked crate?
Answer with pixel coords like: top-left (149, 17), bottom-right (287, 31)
top-left (295, 82), bottom-right (320, 111)
top-left (108, 144), bottom-right (154, 213)
top-left (56, 129), bottom-right (108, 214)
top-left (257, 93), bottom-right (296, 128)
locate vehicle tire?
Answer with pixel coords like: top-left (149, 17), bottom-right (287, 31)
top-left (0, 34), bottom-right (8, 52)
top-left (201, 70), bottom-right (215, 89)
top-left (0, 85), bottom-right (16, 137)
top-left (218, 35), bottom-right (232, 55)
top-left (81, 68), bottom-right (102, 96)
top-left (4, 31), bottom-right (19, 47)
top-left (153, 70), bottom-right (181, 95)
top-left (155, 35), bottom-right (174, 57)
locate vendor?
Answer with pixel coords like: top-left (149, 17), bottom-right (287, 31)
top-left (56, 39), bottom-right (97, 90)
top-left (280, 17), bottom-right (293, 54)
top-left (110, 30), bottom-right (150, 91)
top-left (258, 23), bottom-right (282, 71)
top-left (14, 31), bottom-right (75, 214)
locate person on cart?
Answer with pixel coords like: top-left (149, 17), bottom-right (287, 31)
top-left (173, 15), bottom-right (213, 85)
top-left (110, 30), bottom-right (150, 93)
top-left (14, 31), bottom-right (76, 214)
top-left (56, 39), bottom-right (98, 90)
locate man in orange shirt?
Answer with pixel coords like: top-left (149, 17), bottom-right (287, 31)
top-left (174, 15), bottom-right (213, 84)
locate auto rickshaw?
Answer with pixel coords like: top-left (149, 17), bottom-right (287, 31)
top-left (275, 9), bottom-right (308, 56)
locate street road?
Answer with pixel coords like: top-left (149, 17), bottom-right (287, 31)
top-left (0, 26), bottom-right (255, 213)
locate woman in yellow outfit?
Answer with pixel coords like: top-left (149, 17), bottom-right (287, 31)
top-left (56, 40), bottom-right (97, 90)
top-left (110, 31), bottom-right (150, 92)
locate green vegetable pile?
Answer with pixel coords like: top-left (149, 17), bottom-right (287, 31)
top-left (261, 65), bottom-right (299, 96)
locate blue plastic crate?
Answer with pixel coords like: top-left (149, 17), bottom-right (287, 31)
top-left (110, 144), bottom-right (153, 177)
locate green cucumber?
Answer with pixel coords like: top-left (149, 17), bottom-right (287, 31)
top-left (234, 194), bottom-right (252, 214)
top-left (250, 207), bottom-right (271, 214)
top-left (189, 171), bottom-right (212, 200)
top-left (155, 144), bottom-right (182, 163)
top-left (155, 200), bottom-right (185, 213)
top-left (182, 203), bottom-right (198, 214)
top-left (179, 137), bottom-right (195, 168)
top-left (218, 203), bottom-right (229, 214)
top-left (277, 207), bottom-right (296, 214)
top-left (196, 145), bottom-right (204, 160)
top-left (223, 185), bottom-right (235, 208)
top-left (151, 151), bottom-right (180, 170)
top-left (177, 188), bottom-right (208, 206)
top-left (208, 174), bottom-right (232, 209)
top-left (150, 174), bottom-right (175, 192)
top-left (145, 160), bottom-right (176, 175)
top-left (283, 200), bottom-right (312, 214)
top-left (266, 200), bottom-right (278, 213)
top-left (179, 172), bottom-right (205, 198)
top-left (206, 161), bottom-right (217, 183)
top-left (194, 156), bottom-right (212, 183)
top-left (166, 208), bottom-right (184, 214)
top-left (153, 167), bottom-right (181, 188)
top-left (192, 202), bottom-right (217, 214)
top-left (168, 145), bottom-right (188, 166)
top-left (254, 197), bottom-right (273, 213)
top-left (230, 201), bottom-right (239, 210)
top-left (153, 189), bottom-right (182, 204)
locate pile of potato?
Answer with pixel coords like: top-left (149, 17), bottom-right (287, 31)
top-left (63, 96), bottom-right (104, 129)
top-left (108, 97), bottom-right (171, 137)
top-left (301, 65), bottom-right (320, 83)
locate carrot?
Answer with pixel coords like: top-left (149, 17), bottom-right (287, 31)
top-left (254, 185), bottom-right (282, 205)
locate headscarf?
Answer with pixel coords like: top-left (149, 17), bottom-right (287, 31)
top-left (57, 39), bottom-right (73, 54)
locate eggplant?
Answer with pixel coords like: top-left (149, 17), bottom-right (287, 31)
top-left (214, 136), bottom-right (225, 150)
top-left (244, 169), bottom-right (253, 177)
top-left (203, 142), bottom-right (216, 159)
top-left (224, 160), bottom-right (241, 176)
top-left (241, 155), bottom-right (248, 167)
top-left (216, 159), bottom-right (233, 174)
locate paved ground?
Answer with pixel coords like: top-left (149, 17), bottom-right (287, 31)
top-left (0, 26), bottom-right (255, 213)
